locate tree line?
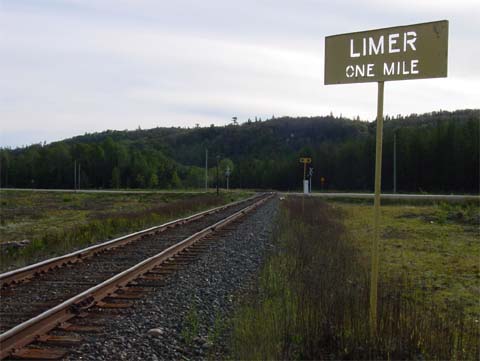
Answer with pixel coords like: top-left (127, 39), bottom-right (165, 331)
top-left (1, 109), bottom-right (478, 193)
top-left (0, 138), bottom-right (181, 189)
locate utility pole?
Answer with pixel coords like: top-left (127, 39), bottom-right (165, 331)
top-left (78, 163), bottom-right (81, 190)
top-left (393, 131), bottom-right (397, 194)
top-left (74, 160), bottom-right (77, 191)
top-left (205, 149), bottom-right (208, 192)
top-left (216, 155), bottom-right (220, 196)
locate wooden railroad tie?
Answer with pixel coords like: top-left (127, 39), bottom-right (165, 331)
top-left (37, 334), bottom-right (83, 347)
top-left (11, 347), bottom-right (68, 360)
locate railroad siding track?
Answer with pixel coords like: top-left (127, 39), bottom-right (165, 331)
top-left (0, 193), bottom-right (274, 360)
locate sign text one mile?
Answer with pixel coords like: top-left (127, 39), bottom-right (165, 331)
top-left (325, 20), bottom-right (448, 84)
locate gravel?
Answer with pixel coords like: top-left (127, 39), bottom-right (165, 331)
top-left (64, 196), bottom-right (278, 361)
top-left (0, 196), bottom-right (263, 333)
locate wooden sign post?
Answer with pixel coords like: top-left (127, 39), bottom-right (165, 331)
top-left (324, 20), bottom-right (448, 335)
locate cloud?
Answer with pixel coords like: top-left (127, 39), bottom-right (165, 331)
top-left (1, 0), bottom-right (479, 147)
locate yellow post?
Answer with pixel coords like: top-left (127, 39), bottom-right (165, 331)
top-left (370, 81), bottom-right (384, 336)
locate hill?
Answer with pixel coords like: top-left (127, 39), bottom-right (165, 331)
top-left (1, 109), bottom-right (478, 192)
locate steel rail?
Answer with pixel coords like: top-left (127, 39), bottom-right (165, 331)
top-left (0, 193), bottom-right (273, 359)
top-left (0, 193), bottom-right (262, 288)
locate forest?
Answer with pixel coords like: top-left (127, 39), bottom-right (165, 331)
top-left (0, 109), bottom-right (478, 193)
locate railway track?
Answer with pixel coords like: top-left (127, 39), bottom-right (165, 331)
top-left (0, 193), bottom-right (274, 360)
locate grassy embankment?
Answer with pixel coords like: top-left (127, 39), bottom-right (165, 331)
top-left (0, 190), bottom-right (251, 271)
top-left (231, 197), bottom-right (479, 360)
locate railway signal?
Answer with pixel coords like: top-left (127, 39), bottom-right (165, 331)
top-left (325, 20), bottom-right (448, 335)
top-left (299, 157), bottom-right (312, 194)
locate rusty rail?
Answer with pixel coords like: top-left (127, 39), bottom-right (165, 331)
top-left (0, 193), bottom-right (262, 288)
top-left (0, 193), bottom-right (273, 359)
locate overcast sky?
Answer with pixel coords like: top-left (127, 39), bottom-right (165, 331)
top-left (1, 0), bottom-right (479, 148)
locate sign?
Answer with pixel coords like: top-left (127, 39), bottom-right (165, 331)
top-left (299, 157), bottom-right (312, 181)
top-left (324, 20), bottom-right (448, 84)
top-left (324, 20), bottom-right (448, 336)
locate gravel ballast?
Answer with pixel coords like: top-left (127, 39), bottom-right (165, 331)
top-left (65, 196), bottom-right (279, 360)
top-left (0, 196), bottom-right (265, 333)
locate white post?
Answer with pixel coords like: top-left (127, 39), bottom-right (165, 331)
top-left (303, 180), bottom-right (309, 194)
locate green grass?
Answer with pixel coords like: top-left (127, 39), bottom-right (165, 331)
top-left (230, 197), bottom-right (479, 360)
top-left (181, 303), bottom-right (200, 346)
top-left (0, 190), bottom-right (252, 271)
top-left (339, 201), bottom-right (479, 318)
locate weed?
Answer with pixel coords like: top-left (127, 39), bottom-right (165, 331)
top-left (436, 201), bottom-right (480, 225)
top-left (231, 197), bottom-right (479, 360)
top-left (182, 303), bottom-right (200, 346)
top-left (207, 310), bottom-right (225, 346)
